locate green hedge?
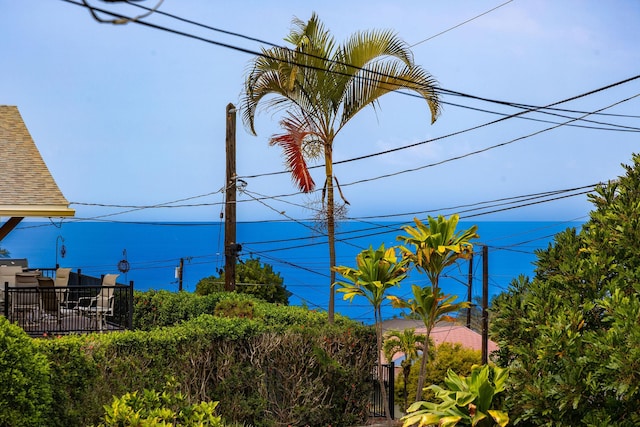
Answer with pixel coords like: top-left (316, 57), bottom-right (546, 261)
top-left (36, 301), bottom-right (376, 427)
top-left (132, 290), bottom-right (355, 331)
top-left (0, 317), bottom-right (53, 427)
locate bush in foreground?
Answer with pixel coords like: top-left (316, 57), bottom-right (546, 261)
top-left (37, 301), bottom-right (375, 427)
top-left (0, 316), bottom-right (52, 426)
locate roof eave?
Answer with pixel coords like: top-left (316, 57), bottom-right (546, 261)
top-left (0, 205), bottom-right (75, 217)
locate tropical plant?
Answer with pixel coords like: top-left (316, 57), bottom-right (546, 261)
top-left (96, 380), bottom-right (224, 427)
top-left (402, 364), bottom-right (509, 427)
top-left (399, 342), bottom-right (481, 407)
top-left (383, 328), bottom-right (426, 411)
top-left (333, 244), bottom-right (409, 422)
top-left (491, 154), bottom-right (640, 426)
top-left (390, 285), bottom-right (470, 402)
top-left (0, 247), bottom-right (9, 257)
top-left (242, 13), bottom-right (441, 323)
top-left (195, 257), bottom-right (291, 304)
top-left (394, 214), bottom-right (478, 400)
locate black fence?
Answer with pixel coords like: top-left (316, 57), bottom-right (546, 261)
top-left (370, 362), bottom-right (395, 419)
top-left (1, 271), bottom-right (133, 337)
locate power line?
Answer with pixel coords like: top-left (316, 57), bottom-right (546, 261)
top-left (239, 77), bottom-right (640, 181)
top-left (410, 0), bottom-right (514, 47)
top-left (64, 0), bottom-right (639, 127)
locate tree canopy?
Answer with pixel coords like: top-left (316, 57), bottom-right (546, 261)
top-left (491, 154), bottom-right (640, 426)
top-left (241, 13), bottom-right (441, 322)
top-left (195, 257), bottom-right (291, 305)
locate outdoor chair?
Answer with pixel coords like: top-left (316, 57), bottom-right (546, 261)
top-left (0, 265), bottom-right (23, 313)
top-left (37, 277), bottom-right (62, 325)
top-left (78, 274), bottom-right (119, 330)
top-left (11, 272), bottom-right (41, 325)
top-left (53, 267), bottom-right (75, 311)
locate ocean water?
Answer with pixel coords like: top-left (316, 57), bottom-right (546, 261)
top-left (2, 220), bottom-right (582, 324)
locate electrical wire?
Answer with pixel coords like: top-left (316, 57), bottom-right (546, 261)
top-left (410, 0), bottom-right (514, 47)
top-left (63, 0), bottom-right (639, 128)
top-left (239, 79), bottom-right (640, 181)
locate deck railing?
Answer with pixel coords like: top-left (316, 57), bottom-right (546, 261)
top-left (1, 270), bottom-right (134, 337)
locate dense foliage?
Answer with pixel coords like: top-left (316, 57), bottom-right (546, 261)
top-left (491, 154), bottom-right (640, 426)
top-left (195, 257), bottom-right (291, 304)
top-left (396, 342), bottom-right (481, 409)
top-left (34, 291), bottom-right (375, 427)
top-left (402, 364), bottom-right (509, 427)
top-left (96, 381), bottom-right (224, 427)
top-left (0, 316), bottom-right (52, 427)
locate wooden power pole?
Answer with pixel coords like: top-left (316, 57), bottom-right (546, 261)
top-left (224, 103), bottom-right (237, 292)
top-left (481, 245), bottom-right (489, 364)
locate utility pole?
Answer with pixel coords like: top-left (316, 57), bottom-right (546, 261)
top-left (466, 253), bottom-right (473, 329)
top-left (481, 245), bottom-right (489, 364)
top-left (224, 103), bottom-right (237, 292)
top-left (177, 258), bottom-right (184, 291)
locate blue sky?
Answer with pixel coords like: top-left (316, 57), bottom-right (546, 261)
top-left (2, 0), bottom-right (639, 224)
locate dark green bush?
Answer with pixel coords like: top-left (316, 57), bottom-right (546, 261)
top-left (214, 298), bottom-right (255, 318)
top-left (0, 316), bottom-right (53, 426)
top-left (195, 257), bottom-right (292, 304)
top-left (133, 290), bottom-right (262, 330)
top-left (133, 289), bottom-right (354, 331)
top-left (39, 310), bottom-right (375, 427)
top-left (34, 335), bottom-right (98, 427)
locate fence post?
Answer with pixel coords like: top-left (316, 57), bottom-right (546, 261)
top-left (388, 361), bottom-right (395, 420)
top-left (3, 282), bottom-right (8, 317)
top-left (128, 280), bottom-right (134, 329)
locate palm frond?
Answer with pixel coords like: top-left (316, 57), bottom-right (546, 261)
top-left (269, 114), bottom-right (318, 193)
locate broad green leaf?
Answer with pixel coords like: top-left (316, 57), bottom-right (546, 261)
top-left (488, 410), bottom-right (510, 427)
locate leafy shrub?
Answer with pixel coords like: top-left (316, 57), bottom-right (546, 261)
top-left (34, 334), bottom-right (99, 427)
top-left (491, 155), bottom-right (640, 425)
top-left (40, 311), bottom-right (375, 427)
top-left (133, 290), bottom-right (223, 330)
top-left (397, 342), bottom-right (481, 406)
top-left (133, 289), bottom-right (354, 331)
top-left (402, 364), bottom-right (509, 427)
top-left (0, 316), bottom-right (52, 426)
top-left (195, 257), bottom-right (291, 304)
top-left (214, 298), bottom-right (255, 318)
top-left (95, 380), bottom-right (224, 427)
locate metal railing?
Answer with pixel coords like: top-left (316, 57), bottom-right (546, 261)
top-left (1, 272), bottom-right (133, 337)
top-left (370, 362), bottom-right (395, 419)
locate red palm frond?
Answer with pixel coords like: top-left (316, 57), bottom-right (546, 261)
top-left (269, 116), bottom-right (316, 193)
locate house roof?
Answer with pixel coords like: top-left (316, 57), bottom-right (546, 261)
top-left (380, 318), bottom-right (498, 363)
top-left (0, 105), bottom-right (74, 218)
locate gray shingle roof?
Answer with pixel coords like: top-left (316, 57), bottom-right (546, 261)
top-left (0, 105), bottom-right (74, 217)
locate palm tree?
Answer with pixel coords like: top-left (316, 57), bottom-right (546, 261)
top-left (393, 214), bottom-right (478, 401)
top-left (242, 13), bottom-right (441, 323)
top-left (333, 244), bottom-right (408, 423)
top-left (389, 285), bottom-right (470, 402)
top-left (383, 328), bottom-right (427, 411)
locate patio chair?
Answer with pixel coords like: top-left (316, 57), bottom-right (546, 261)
top-left (37, 277), bottom-right (61, 324)
top-left (0, 265), bottom-right (24, 313)
top-left (12, 272), bottom-right (41, 325)
top-left (78, 274), bottom-right (119, 330)
top-left (53, 268), bottom-right (74, 310)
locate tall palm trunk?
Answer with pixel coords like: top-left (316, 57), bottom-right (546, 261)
top-left (325, 143), bottom-right (337, 324)
top-left (415, 278), bottom-right (439, 401)
top-left (415, 324), bottom-right (433, 401)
